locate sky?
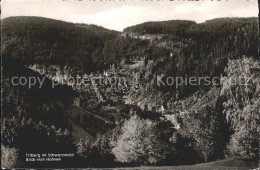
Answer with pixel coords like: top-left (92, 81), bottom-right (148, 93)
top-left (1, 0), bottom-right (259, 31)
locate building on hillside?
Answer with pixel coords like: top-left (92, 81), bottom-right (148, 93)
top-left (159, 104), bottom-right (169, 114)
top-left (150, 104), bottom-right (168, 113)
top-left (73, 97), bottom-right (80, 107)
top-left (50, 65), bottom-right (60, 71)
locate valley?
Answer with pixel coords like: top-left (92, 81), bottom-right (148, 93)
top-left (1, 16), bottom-right (259, 168)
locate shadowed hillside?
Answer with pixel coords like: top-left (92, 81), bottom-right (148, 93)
top-left (1, 16), bottom-right (120, 73)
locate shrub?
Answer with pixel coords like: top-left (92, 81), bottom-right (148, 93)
top-left (179, 104), bottom-right (230, 163)
top-left (111, 114), bottom-right (167, 165)
top-left (1, 145), bottom-right (19, 168)
top-left (76, 137), bottom-right (91, 158)
top-left (2, 116), bottom-right (75, 167)
top-left (221, 56), bottom-right (259, 159)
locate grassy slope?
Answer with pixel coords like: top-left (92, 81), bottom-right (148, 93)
top-left (121, 158), bottom-right (258, 169)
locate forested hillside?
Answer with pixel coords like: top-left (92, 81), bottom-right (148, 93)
top-left (104, 17), bottom-right (258, 97)
top-left (124, 20), bottom-right (196, 35)
top-left (1, 16), bottom-right (119, 72)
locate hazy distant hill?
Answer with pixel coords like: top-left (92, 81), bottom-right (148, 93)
top-left (1, 16), bottom-right (119, 72)
top-left (123, 20), bottom-right (196, 35)
top-left (123, 18), bottom-right (257, 37)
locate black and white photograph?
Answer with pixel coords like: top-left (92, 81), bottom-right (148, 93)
top-left (1, 0), bottom-right (259, 169)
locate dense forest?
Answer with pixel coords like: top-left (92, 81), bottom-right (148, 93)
top-left (1, 16), bottom-right (119, 72)
top-left (123, 20), bottom-right (196, 35)
top-left (105, 17), bottom-right (258, 97)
